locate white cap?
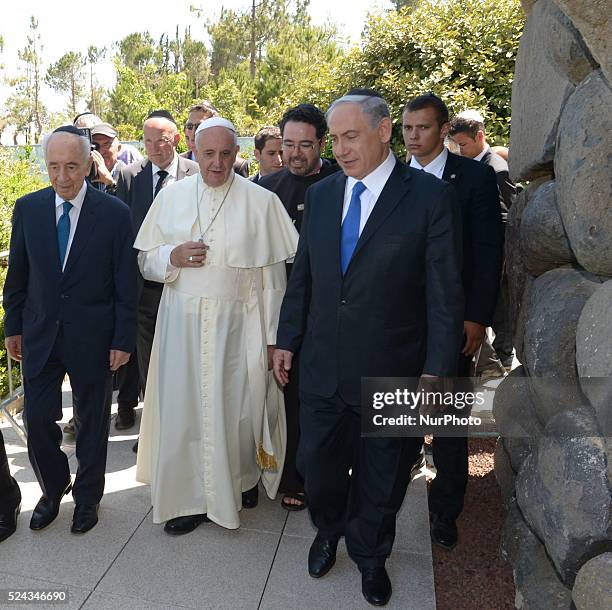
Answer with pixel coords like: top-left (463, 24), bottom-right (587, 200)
top-left (457, 109), bottom-right (485, 123)
top-left (195, 117), bottom-right (236, 136)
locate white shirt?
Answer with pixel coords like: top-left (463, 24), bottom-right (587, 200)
top-left (342, 151), bottom-right (396, 235)
top-left (55, 181), bottom-right (87, 271)
top-left (474, 145), bottom-right (490, 163)
top-left (152, 154), bottom-right (179, 193)
top-left (409, 147), bottom-right (448, 179)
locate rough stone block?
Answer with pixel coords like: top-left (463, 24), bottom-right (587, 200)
top-left (540, 0), bottom-right (597, 84)
top-left (509, 3), bottom-right (575, 182)
top-left (576, 279), bottom-right (612, 434)
top-left (555, 70), bottom-right (612, 276)
top-left (520, 180), bottom-right (575, 276)
top-left (522, 266), bottom-right (602, 420)
top-left (501, 501), bottom-right (573, 609)
top-left (519, 0), bottom-right (538, 17)
top-left (494, 437), bottom-right (517, 507)
top-left (572, 552), bottom-right (612, 610)
top-left (555, 0), bottom-right (612, 84)
top-left (516, 407), bottom-right (612, 585)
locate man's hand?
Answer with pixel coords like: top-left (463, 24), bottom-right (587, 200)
top-left (90, 150), bottom-right (115, 186)
top-left (462, 321), bottom-right (486, 356)
top-left (267, 345), bottom-right (275, 371)
top-left (273, 349), bottom-right (293, 386)
top-left (170, 241), bottom-right (208, 268)
top-left (5, 335), bottom-right (22, 361)
top-left (109, 350), bottom-right (130, 371)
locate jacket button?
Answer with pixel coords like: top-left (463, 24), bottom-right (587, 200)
top-left (340, 299), bottom-right (347, 305)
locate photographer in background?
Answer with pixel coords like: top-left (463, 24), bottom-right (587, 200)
top-left (90, 123), bottom-right (125, 195)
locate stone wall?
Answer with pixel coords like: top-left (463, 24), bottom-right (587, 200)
top-left (495, 1), bottom-right (612, 607)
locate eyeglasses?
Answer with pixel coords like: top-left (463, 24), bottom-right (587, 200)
top-left (143, 137), bottom-right (173, 147)
top-left (282, 141), bottom-right (317, 152)
top-left (184, 122), bottom-right (198, 131)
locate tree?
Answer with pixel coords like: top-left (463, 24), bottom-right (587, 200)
top-left (340, 0), bottom-right (524, 151)
top-left (46, 51), bottom-right (86, 116)
top-left (86, 46), bottom-right (106, 115)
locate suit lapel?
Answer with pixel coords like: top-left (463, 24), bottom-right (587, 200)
top-left (177, 157), bottom-right (189, 180)
top-left (326, 173), bottom-right (348, 277)
top-left (41, 189), bottom-right (63, 276)
top-left (138, 160), bottom-right (153, 206)
top-left (442, 151), bottom-right (460, 184)
top-left (348, 162), bottom-right (412, 267)
top-left (63, 187), bottom-right (100, 275)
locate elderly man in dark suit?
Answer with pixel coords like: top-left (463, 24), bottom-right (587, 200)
top-left (403, 94), bottom-right (503, 550)
top-left (116, 111), bottom-right (198, 436)
top-left (3, 126), bottom-right (137, 534)
top-left (273, 91), bottom-right (464, 606)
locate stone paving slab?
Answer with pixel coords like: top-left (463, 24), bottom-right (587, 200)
top-left (0, 572), bottom-right (90, 610)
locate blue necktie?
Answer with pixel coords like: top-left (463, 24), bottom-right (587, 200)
top-left (57, 201), bottom-right (73, 267)
top-left (340, 181), bottom-right (366, 275)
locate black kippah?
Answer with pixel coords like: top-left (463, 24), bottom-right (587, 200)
top-left (146, 109), bottom-right (177, 125)
top-left (346, 87), bottom-right (384, 98)
top-left (54, 125), bottom-right (89, 138)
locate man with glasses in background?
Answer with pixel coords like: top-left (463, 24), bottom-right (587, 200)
top-left (116, 111), bottom-right (199, 445)
top-left (181, 101), bottom-right (250, 177)
top-left (258, 104), bottom-right (339, 512)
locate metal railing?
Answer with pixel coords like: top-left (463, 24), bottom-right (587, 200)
top-left (0, 249), bottom-right (26, 445)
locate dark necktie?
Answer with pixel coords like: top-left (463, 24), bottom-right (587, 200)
top-left (57, 201), bottom-right (73, 267)
top-left (154, 170), bottom-right (169, 198)
top-left (340, 181), bottom-right (366, 275)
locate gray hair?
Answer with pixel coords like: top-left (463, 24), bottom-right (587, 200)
top-left (194, 125), bottom-right (238, 148)
top-left (326, 95), bottom-right (390, 129)
top-left (42, 131), bottom-right (91, 164)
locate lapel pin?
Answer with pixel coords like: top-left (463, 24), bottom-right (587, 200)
top-left (450, 174), bottom-right (456, 179)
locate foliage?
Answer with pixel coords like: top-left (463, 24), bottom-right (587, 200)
top-left (341, 0), bottom-right (524, 152)
top-left (46, 51), bottom-right (86, 116)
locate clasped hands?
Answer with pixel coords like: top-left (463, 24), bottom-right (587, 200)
top-left (5, 335), bottom-right (130, 371)
top-left (170, 241), bottom-right (208, 268)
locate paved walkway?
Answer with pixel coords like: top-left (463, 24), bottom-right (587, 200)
top-left (1, 387), bottom-right (436, 610)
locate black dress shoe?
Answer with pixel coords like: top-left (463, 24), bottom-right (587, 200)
top-left (63, 418), bottom-right (75, 436)
top-left (0, 502), bottom-right (21, 542)
top-left (164, 514), bottom-right (210, 535)
top-left (361, 566), bottom-right (392, 606)
top-left (132, 440), bottom-right (139, 453)
top-left (30, 480), bottom-right (72, 531)
top-left (430, 514), bottom-right (458, 550)
top-left (115, 409), bottom-right (136, 430)
top-left (242, 485), bottom-right (259, 509)
top-left (71, 504), bottom-right (99, 534)
top-left (308, 534), bottom-right (338, 578)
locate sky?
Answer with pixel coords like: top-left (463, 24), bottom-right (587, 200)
top-left (0, 0), bottom-right (392, 116)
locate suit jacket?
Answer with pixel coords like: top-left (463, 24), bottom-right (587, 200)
top-left (180, 150), bottom-right (249, 178)
top-left (276, 160), bottom-right (464, 405)
top-left (249, 172), bottom-right (261, 184)
top-left (480, 148), bottom-right (517, 223)
top-left (3, 185), bottom-right (137, 381)
top-left (442, 152), bottom-right (503, 327)
top-left (116, 156), bottom-right (199, 236)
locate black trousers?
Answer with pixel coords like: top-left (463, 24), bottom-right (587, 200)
top-left (279, 352), bottom-right (304, 495)
top-left (298, 391), bottom-right (422, 568)
top-left (0, 429), bottom-right (21, 511)
top-left (137, 283), bottom-right (163, 390)
top-left (24, 330), bottom-right (112, 505)
top-left (429, 353), bottom-right (471, 522)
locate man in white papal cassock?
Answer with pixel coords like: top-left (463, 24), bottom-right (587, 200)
top-left (134, 117), bottom-right (299, 534)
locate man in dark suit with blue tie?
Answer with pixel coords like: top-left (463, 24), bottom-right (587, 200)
top-left (3, 126), bottom-right (137, 534)
top-left (273, 92), bottom-right (464, 606)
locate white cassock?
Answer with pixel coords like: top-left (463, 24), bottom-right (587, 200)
top-left (134, 171), bottom-right (299, 528)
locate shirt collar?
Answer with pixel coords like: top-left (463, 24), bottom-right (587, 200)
top-left (346, 151), bottom-right (396, 199)
top-left (409, 147), bottom-right (448, 174)
top-left (151, 153), bottom-right (179, 179)
top-left (474, 145), bottom-right (490, 163)
top-left (55, 180), bottom-right (87, 210)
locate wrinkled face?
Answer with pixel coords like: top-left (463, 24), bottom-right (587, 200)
top-left (143, 118), bottom-right (179, 169)
top-left (196, 126), bottom-right (239, 187)
top-left (92, 134), bottom-right (121, 171)
top-left (184, 109), bottom-right (212, 154)
top-left (402, 107), bottom-right (448, 166)
top-left (449, 131), bottom-right (484, 159)
top-left (328, 103), bottom-right (391, 180)
top-left (281, 121), bottom-right (324, 176)
top-left (255, 137), bottom-right (283, 176)
top-left (46, 133), bottom-right (90, 201)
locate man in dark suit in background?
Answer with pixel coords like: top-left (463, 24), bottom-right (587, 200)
top-left (0, 430), bottom-right (21, 542)
top-left (449, 111), bottom-right (517, 374)
top-left (403, 94), bottom-right (503, 550)
top-left (116, 111), bottom-right (198, 440)
top-left (274, 92), bottom-right (464, 606)
top-left (3, 126), bottom-right (137, 534)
